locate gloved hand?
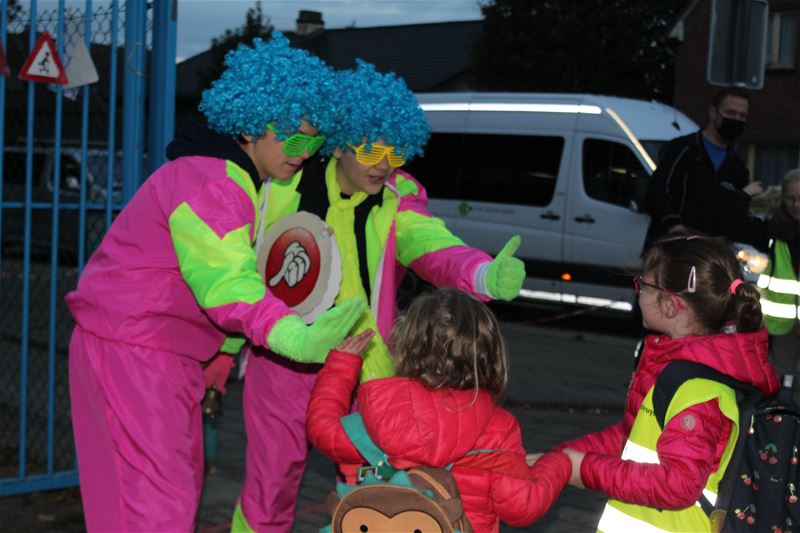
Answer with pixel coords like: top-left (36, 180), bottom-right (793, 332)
top-left (203, 353), bottom-right (235, 394)
top-left (266, 297), bottom-right (367, 364)
top-left (485, 235), bottom-right (525, 301)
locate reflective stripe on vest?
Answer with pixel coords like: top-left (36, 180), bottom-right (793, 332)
top-left (759, 240), bottom-right (799, 335)
top-left (757, 274), bottom-right (800, 295)
top-left (619, 435), bottom-right (718, 508)
top-left (759, 298), bottom-right (798, 319)
top-left (620, 439), bottom-right (658, 464)
top-left (598, 503), bottom-right (672, 533)
top-left (596, 379), bottom-right (739, 532)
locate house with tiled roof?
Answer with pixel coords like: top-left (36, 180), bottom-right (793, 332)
top-left (174, 12), bottom-right (483, 126)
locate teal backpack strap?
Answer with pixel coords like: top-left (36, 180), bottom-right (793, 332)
top-left (340, 412), bottom-right (384, 466)
top-left (340, 412), bottom-right (397, 481)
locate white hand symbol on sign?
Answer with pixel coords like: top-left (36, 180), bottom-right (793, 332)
top-left (268, 241), bottom-right (311, 288)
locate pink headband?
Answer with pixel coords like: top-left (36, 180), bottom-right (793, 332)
top-left (730, 279), bottom-right (744, 295)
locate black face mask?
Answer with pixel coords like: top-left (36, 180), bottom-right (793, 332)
top-left (716, 117), bottom-right (745, 142)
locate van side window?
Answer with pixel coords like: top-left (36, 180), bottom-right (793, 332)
top-left (404, 133), bottom-right (463, 199)
top-left (406, 133), bottom-right (564, 207)
top-left (582, 139), bottom-right (647, 210)
top-left (459, 134), bottom-right (563, 206)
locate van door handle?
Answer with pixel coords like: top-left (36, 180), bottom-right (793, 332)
top-left (574, 214), bottom-right (595, 223)
top-left (540, 211), bottom-right (560, 220)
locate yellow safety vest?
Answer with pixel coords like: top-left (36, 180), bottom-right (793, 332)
top-left (597, 378), bottom-right (740, 533)
top-left (758, 240), bottom-right (799, 335)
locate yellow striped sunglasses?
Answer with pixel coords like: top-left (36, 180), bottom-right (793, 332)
top-left (346, 142), bottom-right (406, 168)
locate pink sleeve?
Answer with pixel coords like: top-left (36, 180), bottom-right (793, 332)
top-left (556, 421), bottom-right (627, 456)
top-left (169, 176), bottom-right (293, 348)
top-left (395, 173), bottom-right (493, 299)
top-left (408, 246), bottom-right (493, 300)
top-left (581, 400), bottom-right (732, 509)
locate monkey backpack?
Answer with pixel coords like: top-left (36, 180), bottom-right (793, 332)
top-left (321, 412), bottom-right (474, 533)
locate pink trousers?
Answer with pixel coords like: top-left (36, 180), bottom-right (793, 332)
top-left (68, 326), bottom-right (206, 532)
top-left (239, 348), bottom-right (320, 532)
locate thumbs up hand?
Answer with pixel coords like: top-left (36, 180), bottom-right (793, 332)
top-left (485, 235), bottom-right (525, 301)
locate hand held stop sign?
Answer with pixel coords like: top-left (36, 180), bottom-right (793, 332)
top-left (257, 212), bottom-right (342, 324)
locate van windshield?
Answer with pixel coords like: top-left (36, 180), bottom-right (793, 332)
top-left (640, 140), bottom-right (666, 163)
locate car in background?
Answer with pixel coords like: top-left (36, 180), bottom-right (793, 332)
top-left (1, 145), bottom-right (122, 261)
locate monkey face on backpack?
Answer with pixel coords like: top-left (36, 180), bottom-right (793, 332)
top-left (326, 468), bottom-right (473, 533)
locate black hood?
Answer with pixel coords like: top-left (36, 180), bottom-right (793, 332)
top-left (166, 119), bottom-right (261, 188)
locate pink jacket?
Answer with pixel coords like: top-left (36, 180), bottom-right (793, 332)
top-left (65, 155), bottom-right (292, 361)
top-left (559, 329), bottom-right (779, 509)
top-left (307, 350), bottom-right (572, 532)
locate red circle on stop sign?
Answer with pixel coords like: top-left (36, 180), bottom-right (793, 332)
top-left (264, 227), bottom-right (321, 307)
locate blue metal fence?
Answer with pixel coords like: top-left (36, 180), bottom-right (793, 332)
top-left (0, 0), bottom-right (176, 496)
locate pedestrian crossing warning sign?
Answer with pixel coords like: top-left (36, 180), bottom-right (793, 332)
top-left (19, 31), bottom-right (68, 84)
top-left (0, 41), bottom-right (9, 77)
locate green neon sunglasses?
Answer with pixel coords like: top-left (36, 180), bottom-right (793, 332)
top-left (267, 124), bottom-right (326, 157)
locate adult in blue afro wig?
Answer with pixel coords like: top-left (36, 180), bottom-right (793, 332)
top-left (325, 59), bottom-right (430, 160)
top-left (199, 32), bottom-right (337, 140)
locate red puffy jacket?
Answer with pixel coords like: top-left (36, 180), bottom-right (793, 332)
top-left (559, 329), bottom-right (779, 510)
top-left (307, 350), bottom-right (571, 532)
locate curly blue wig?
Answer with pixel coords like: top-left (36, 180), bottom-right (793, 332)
top-left (199, 32), bottom-right (337, 140)
top-left (325, 60), bottom-right (430, 160)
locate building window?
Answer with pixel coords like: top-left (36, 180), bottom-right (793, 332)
top-left (766, 12), bottom-right (798, 68)
top-left (753, 145), bottom-right (800, 187)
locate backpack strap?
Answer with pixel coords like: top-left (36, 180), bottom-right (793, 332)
top-left (652, 360), bottom-right (758, 429)
top-left (340, 412), bottom-right (384, 466)
top-left (340, 412), bottom-right (398, 481)
top-left (652, 360), bottom-right (761, 517)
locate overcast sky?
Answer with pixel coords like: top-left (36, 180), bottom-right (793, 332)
top-left (176, 0), bottom-right (484, 61)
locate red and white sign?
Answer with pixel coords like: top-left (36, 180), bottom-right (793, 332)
top-left (19, 31), bottom-right (68, 85)
top-left (0, 41), bottom-right (9, 77)
top-left (257, 211), bottom-right (342, 323)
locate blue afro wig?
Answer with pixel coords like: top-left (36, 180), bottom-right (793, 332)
top-left (324, 60), bottom-right (430, 161)
top-left (199, 32), bottom-right (337, 140)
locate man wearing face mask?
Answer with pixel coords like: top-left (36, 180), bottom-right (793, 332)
top-left (645, 88), bottom-right (764, 246)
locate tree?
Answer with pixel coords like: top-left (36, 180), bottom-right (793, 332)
top-left (199, 1), bottom-right (274, 90)
top-left (471, 0), bottom-right (687, 103)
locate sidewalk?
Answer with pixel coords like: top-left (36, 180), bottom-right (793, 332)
top-left (0, 318), bottom-right (638, 533)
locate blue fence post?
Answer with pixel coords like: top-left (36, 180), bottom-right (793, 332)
top-left (121, 0), bottom-right (146, 202)
top-left (147, 0), bottom-right (176, 174)
top-left (19, 0), bottom-right (39, 485)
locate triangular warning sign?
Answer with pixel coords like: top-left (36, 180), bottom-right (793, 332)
top-left (19, 31), bottom-right (68, 85)
top-left (0, 41), bottom-right (9, 77)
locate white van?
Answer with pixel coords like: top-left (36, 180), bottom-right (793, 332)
top-left (407, 92), bottom-right (699, 312)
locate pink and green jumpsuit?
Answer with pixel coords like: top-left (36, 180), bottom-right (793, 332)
top-left (237, 156), bottom-right (494, 531)
top-left (65, 133), bottom-right (294, 532)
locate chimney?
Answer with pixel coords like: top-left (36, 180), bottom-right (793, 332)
top-left (296, 10), bottom-right (324, 36)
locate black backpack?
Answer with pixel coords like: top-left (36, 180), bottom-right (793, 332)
top-left (653, 361), bottom-right (800, 532)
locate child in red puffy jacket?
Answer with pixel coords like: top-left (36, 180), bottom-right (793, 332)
top-left (547, 235), bottom-right (779, 532)
top-left (307, 287), bottom-right (571, 532)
